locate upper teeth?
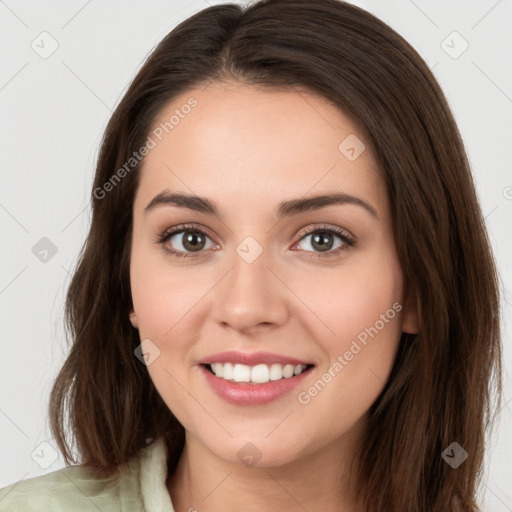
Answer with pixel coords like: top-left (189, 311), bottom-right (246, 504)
top-left (209, 363), bottom-right (309, 384)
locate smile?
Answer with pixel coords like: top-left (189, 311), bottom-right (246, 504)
top-left (206, 362), bottom-right (313, 384)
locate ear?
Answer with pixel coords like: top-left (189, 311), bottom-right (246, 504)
top-left (401, 285), bottom-right (419, 334)
top-left (129, 308), bottom-right (139, 329)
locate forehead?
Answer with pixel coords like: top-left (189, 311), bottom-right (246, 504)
top-left (135, 81), bottom-right (387, 220)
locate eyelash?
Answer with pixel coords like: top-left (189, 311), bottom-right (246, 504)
top-left (155, 223), bottom-right (356, 259)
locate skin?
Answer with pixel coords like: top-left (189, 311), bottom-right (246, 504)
top-left (129, 81), bottom-right (419, 512)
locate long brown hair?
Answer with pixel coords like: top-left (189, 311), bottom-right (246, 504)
top-left (49, 1), bottom-right (503, 510)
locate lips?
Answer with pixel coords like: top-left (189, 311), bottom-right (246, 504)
top-left (199, 351), bottom-right (314, 405)
top-left (198, 350), bottom-right (314, 367)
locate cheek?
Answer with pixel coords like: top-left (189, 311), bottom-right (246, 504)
top-left (129, 238), bottom-right (204, 341)
top-left (290, 253), bottom-right (403, 409)
top-left (290, 253), bottom-right (403, 345)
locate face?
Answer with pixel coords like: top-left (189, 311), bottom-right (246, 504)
top-left (129, 81), bottom-right (418, 467)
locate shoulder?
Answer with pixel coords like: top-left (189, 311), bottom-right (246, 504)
top-left (0, 437), bottom-right (172, 512)
top-left (0, 464), bottom-right (125, 511)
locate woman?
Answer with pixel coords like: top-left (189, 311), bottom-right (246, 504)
top-left (0, 0), bottom-right (502, 511)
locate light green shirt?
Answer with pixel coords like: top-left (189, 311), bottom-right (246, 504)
top-left (0, 437), bottom-right (176, 511)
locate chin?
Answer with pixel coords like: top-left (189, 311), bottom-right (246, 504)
top-left (203, 435), bottom-right (310, 469)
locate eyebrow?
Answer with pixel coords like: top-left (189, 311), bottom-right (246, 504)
top-left (144, 190), bottom-right (379, 220)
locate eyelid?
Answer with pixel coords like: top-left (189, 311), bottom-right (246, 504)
top-left (294, 223), bottom-right (354, 243)
top-left (159, 222), bottom-right (217, 242)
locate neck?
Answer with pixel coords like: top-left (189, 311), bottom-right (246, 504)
top-left (166, 416), bottom-right (367, 512)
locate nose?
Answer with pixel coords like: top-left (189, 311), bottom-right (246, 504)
top-left (211, 246), bottom-right (289, 334)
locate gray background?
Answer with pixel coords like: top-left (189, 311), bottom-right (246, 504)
top-left (1, 0), bottom-right (511, 509)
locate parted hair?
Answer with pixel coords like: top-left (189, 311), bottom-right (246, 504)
top-left (48, 1), bottom-right (503, 510)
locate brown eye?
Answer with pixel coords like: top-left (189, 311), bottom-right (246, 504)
top-left (294, 225), bottom-right (356, 258)
top-left (157, 224), bottom-right (216, 258)
top-left (174, 230), bottom-right (208, 252)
